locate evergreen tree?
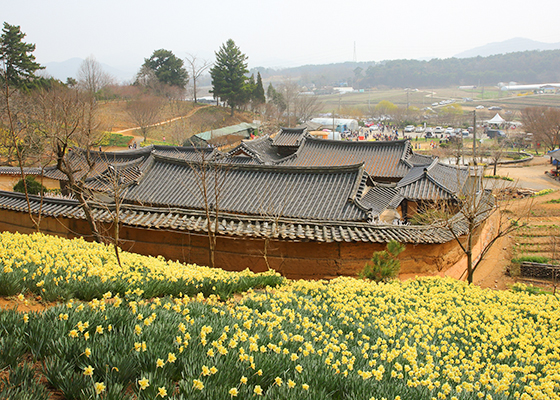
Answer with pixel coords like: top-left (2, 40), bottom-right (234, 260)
top-left (0, 22), bottom-right (44, 89)
top-left (210, 39), bottom-right (249, 116)
top-left (267, 83), bottom-right (286, 111)
top-left (245, 74), bottom-right (257, 108)
top-left (253, 72), bottom-right (266, 105)
top-left (266, 82), bottom-right (275, 101)
top-left (141, 49), bottom-right (188, 88)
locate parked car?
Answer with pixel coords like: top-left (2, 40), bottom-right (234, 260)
top-left (425, 131), bottom-right (433, 138)
top-left (486, 129), bottom-right (506, 139)
top-left (434, 126), bottom-right (443, 134)
top-left (415, 126), bottom-right (424, 133)
top-left (488, 106), bottom-right (502, 110)
top-left (462, 129), bottom-right (469, 136)
top-left (445, 127), bottom-right (454, 135)
top-left (404, 125), bottom-right (415, 133)
top-left (476, 105), bottom-right (485, 109)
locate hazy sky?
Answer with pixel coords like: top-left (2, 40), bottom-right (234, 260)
top-left (4, 0), bottom-right (560, 72)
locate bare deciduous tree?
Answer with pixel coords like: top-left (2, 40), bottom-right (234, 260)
top-left (185, 53), bottom-right (211, 104)
top-left (415, 168), bottom-right (530, 283)
top-left (34, 86), bottom-right (106, 242)
top-left (77, 55), bottom-right (114, 95)
top-left (484, 140), bottom-right (508, 176)
top-left (522, 106), bottom-right (560, 151)
top-left (125, 95), bottom-right (164, 142)
top-left (186, 150), bottom-right (229, 269)
top-left (294, 94), bottom-right (322, 123)
top-left (1, 73), bottom-right (46, 231)
top-left (278, 80), bottom-right (299, 127)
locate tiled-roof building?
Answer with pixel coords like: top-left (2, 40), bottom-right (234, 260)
top-left (0, 129), bottom-right (489, 279)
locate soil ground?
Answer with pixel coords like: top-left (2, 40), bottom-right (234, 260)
top-left (462, 155), bottom-right (560, 290)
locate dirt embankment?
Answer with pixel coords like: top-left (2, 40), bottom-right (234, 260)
top-left (459, 156), bottom-right (560, 290)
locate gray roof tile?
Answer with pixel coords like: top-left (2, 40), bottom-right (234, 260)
top-left (280, 137), bottom-right (412, 180)
top-left (272, 127), bottom-right (307, 147)
top-left (123, 155), bottom-right (370, 222)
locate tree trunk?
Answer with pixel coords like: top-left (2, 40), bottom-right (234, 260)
top-left (76, 190), bottom-right (104, 243)
top-left (466, 219), bottom-right (474, 283)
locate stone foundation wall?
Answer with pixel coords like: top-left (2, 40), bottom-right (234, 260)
top-left (0, 209), bottom-right (470, 280)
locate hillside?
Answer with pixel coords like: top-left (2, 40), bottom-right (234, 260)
top-left (454, 37), bottom-right (560, 58)
top-left (258, 49), bottom-right (560, 89)
top-left (97, 101), bottom-right (255, 146)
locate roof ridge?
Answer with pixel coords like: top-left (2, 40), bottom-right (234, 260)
top-left (305, 136), bottom-right (410, 146)
top-left (424, 158), bottom-right (440, 172)
top-left (152, 153), bottom-right (365, 174)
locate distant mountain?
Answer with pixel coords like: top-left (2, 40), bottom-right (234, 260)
top-left (41, 58), bottom-right (135, 83)
top-left (454, 38), bottom-right (560, 58)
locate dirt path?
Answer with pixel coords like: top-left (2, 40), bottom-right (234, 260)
top-left (114, 104), bottom-right (211, 147)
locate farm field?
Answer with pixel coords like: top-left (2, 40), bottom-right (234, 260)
top-left (316, 87), bottom-right (560, 117)
top-left (1, 232), bottom-right (560, 399)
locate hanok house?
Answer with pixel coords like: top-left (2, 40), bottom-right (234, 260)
top-left (0, 130), bottom-right (491, 279)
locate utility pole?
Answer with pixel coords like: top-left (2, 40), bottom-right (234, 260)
top-left (472, 110), bottom-right (477, 165)
top-left (406, 89), bottom-right (410, 117)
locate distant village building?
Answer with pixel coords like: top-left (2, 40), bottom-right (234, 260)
top-left (310, 118), bottom-right (359, 132)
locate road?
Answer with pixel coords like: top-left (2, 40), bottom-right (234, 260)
top-left (493, 156), bottom-right (560, 191)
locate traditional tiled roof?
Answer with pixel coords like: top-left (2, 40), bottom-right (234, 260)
top-left (152, 145), bottom-right (218, 161)
top-left (280, 137), bottom-right (413, 180)
top-left (397, 159), bottom-right (471, 200)
top-left (122, 155), bottom-right (371, 222)
top-left (360, 184), bottom-right (403, 217)
top-left (84, 158), bottom-right (144, 192)
top-left (0, 189), bottom-right (494, 244)
top-left (225, 135), bottom-right (285, 165)
top-left (42, 147), bottom-right (153, 181)
top-left (271, 127), bottom-right (308, 147)
top-left (408, 153), bottom-right (434, 166)
top-left (0, 166), bottom-right (43, 176)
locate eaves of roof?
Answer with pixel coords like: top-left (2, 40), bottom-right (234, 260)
top-left (0, 189), bottom-right (493, 244)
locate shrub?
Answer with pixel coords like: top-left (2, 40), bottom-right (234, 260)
top-left (533, 189), bottom-right (555, 197)
top-left (359, 240), bottom-right (405, 282)
top-left (99, 133), bottom-right (134, 147)
top-left (13, 176), bottom-right (47, 195)
top-left (483, 175), bottom-right (514, 181)
top-left (511, 255), bottom-right (550, 264)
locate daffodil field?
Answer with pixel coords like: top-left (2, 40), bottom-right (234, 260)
top-left (0, 232), bottom-right (284, 301)
top-left (1, 233), bottom-right (560, 400)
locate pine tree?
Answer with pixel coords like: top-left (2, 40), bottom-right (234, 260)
top-left (210, 39), bottom-right (249, 116)
top-left (0, 23), bottom-right (44, 89)
top-left (253, 72), bottom-right (266, 105)
top-left (141, 49), bottom-right (188, 88)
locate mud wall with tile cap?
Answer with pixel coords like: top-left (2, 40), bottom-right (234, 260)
top-left (0, 208), bottom-right (477, 280)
